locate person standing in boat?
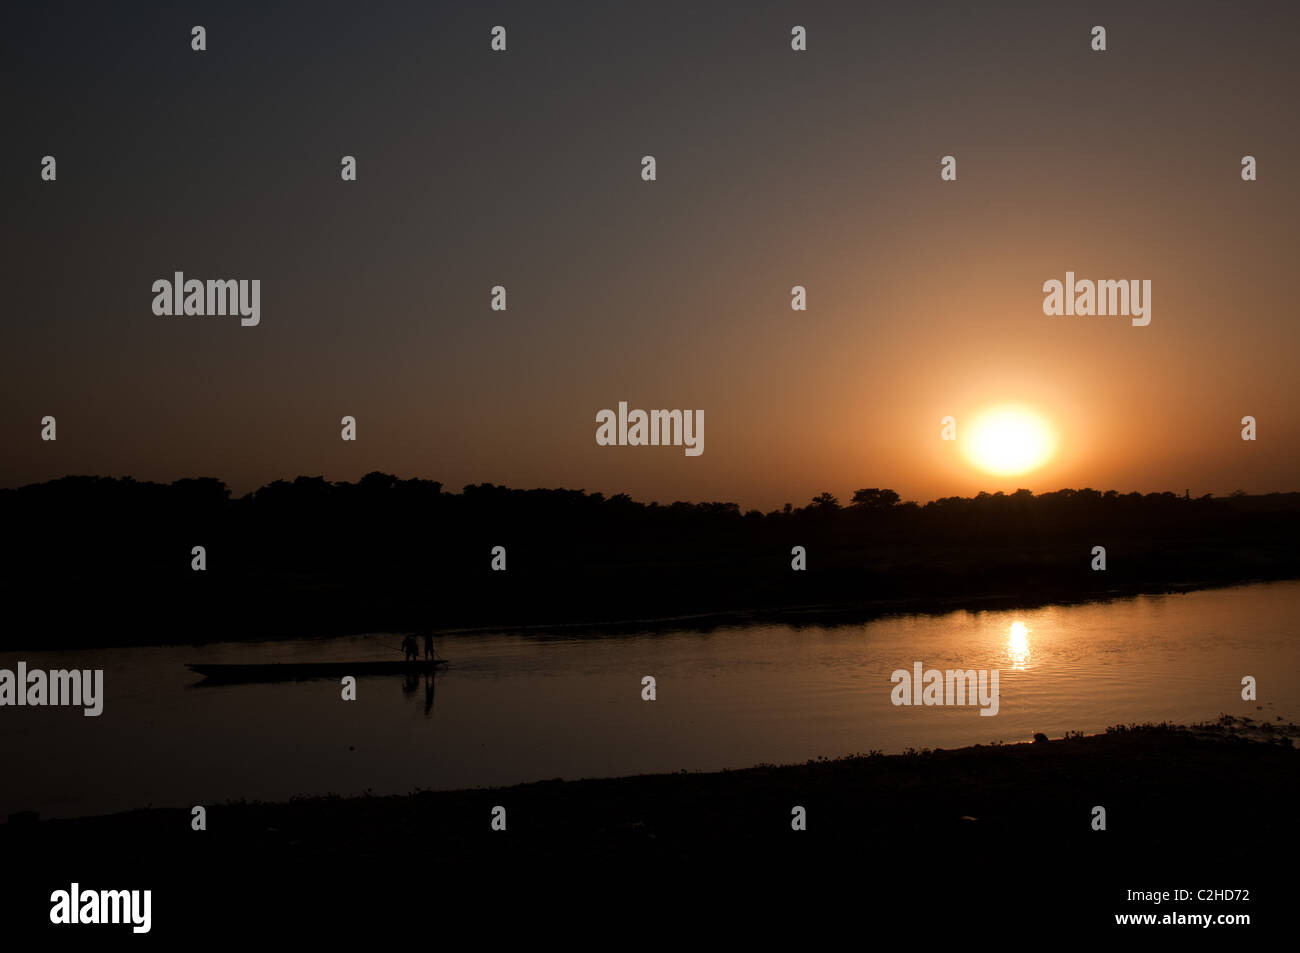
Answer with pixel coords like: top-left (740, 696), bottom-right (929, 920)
top-left (402, 633), bottom-right (419, 662)
top-left (422, 629), bottom-right (434, 661)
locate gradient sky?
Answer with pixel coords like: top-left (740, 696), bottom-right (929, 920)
top-left (5, 0), bottom-right (1298, 510)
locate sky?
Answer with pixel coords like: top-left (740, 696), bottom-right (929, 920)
top-left (4, 0), bottom-right (1298, 511)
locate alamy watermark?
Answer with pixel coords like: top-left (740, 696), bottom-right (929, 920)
top-left (0, 662), bottom-right (103, 716)
top-left (891, 661), bottom-right (1000, 716)
top-left (1042, 271), bottom-right (1150, 326)
top-left (152, 272), bottom-right (260, 327)
top-left (595, 401), bottom-right (703, 456)
top-left (50, 883), bottom-right (150, 933)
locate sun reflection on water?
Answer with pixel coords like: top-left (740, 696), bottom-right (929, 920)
top-left (1008, 621), bottom-right (1031, 670)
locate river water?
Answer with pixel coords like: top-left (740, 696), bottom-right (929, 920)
top-left (3, 580), bottom-right (1297, 818)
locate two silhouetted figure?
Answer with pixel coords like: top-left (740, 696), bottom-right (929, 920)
top-left (402, 630), bottom-right (435, 662)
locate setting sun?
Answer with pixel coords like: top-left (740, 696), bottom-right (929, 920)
top-left (962, 405), bottom-right (1057, 477)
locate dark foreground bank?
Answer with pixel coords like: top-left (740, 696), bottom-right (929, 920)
top-left (2, 718), bottom-right (1293, 939)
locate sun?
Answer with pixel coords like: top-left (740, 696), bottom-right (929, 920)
top-left (962, 405), bottom-right (1056, 477)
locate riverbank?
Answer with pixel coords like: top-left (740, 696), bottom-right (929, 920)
top-left (13, 715), bottom-right (1295, 848)
top-left (4, 717), bottom-right (1293, 936)
top-left (8, 572), bottom-right (1298, 652)
top-left (7, 477), bottom-right (1299, 650)
top-left (434, 576), bottom-right (1283, 640)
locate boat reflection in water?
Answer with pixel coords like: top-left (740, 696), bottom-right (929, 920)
top-left (187, 660), bottom-right (447, 683)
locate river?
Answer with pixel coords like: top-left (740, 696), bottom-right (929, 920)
top-left (2, 580), bottom-right (1297, 818)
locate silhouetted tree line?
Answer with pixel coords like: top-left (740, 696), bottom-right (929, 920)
top-left (2, 474), bottom-right (1297, 648)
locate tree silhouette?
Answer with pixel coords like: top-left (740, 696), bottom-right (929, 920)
top-left (849, 488), bottom-right (900, 509)
top-left (0, 473), bottom-right (1296, 648)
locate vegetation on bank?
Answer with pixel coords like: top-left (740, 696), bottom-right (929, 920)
top-left (3, 474), bottom-right (1298, 647)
